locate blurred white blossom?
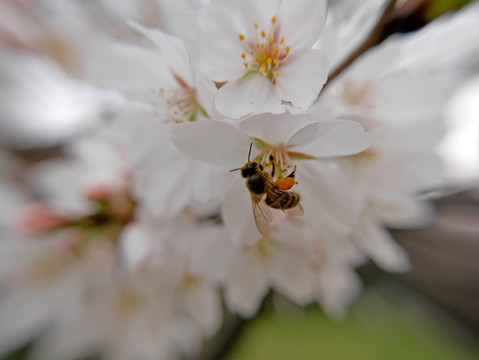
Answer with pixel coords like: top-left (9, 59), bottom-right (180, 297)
top-left (0, 0), bottom-right (478, 359)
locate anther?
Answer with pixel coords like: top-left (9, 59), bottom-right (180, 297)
top-left (239, 33), bottom-right (245, 40)
top-left (261, 30), bottom-right (266, 38)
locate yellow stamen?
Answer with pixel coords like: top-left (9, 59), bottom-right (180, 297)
top-left (241, 53), bottom-right (246, 59)
top-left (285, 46), bottom-right (290, 53)
top-left (239, 33), bottom-right (245, 40)
top-left (266, 57), bottom-right (273, 64)
top-left (274, 71), bottom-right (279, 77)
top-left (269, 39), bottom-right (274, 46)
top-left (280, 37), bottom-right (285, 44)
top-left (271, 16), bottom-right (277, 24)
top-left (273, 59), bottom-right (280, 65)
top-left (259, 67), bottom-right (266, 73)
top-left (274, 47), bottom-right (279, 54)
top-left (254, 22), bottom-right (258, 29)
top-left (243, 62), bottom-right (248, 67)
top-left (261, 30), bottom-right (266, 38)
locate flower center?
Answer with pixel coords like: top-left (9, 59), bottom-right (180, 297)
top-left (153, 71), bottom-right (208, 124)
top-left (254, 142), bottom-right (302, 194)
top-left (238, 16), bottom-right (290, 82)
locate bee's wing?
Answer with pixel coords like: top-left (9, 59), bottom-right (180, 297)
top-left (265, 182), bottom-right (304, 217)
top-left (282, 200), bottom-right (304, 216)
top-left (251, 193), bottom-right (273, 237)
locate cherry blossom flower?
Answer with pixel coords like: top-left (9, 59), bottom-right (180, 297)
top-left (77, 24), bottom-right (230, 217)
top-left (0, 203), bottom-right (225, 360)
top-left (2, 1), bottom-right (479, 359)
top-left (0, 54), bottom-right (110, 148)
top-left (0, 234), bottom-right (118, 357)
top-left (310, 13), bottom-right (475, 271)
top-left (34, 215), bottom-right (224, 360)
top-left (318, 0), bottom-right (389, 69)
top-left (172, 112), bottom-right (375, 243)
top-left (176, 0), bottom-right (329, 118)
top-left (187, 215), bottom-right (361, 318)
top-left (26, 135), bottom-right (129, 215)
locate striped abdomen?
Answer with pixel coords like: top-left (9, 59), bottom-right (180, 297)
top-left (265, 191), bottom-right (300, 210)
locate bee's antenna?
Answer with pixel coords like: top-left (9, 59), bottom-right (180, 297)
top-left (229, 167), bottom-right (241, 173)
top-left (248, 142), bottom-right (253, 162)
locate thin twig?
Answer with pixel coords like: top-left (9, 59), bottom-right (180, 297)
top-left (321, 0), bottom-right (398, 91)
top-left (202, 315), bottom-right (247, 360)
top-left (194, 292), bottom-right (274, 360)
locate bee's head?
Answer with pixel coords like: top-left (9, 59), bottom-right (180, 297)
top-left (241, 161), bottom-right (263, 178)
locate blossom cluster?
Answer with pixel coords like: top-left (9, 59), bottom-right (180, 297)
top-left (0, 0), bottom-right (478, 359)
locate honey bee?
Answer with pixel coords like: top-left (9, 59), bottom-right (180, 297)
top-left (230, 143), bottom-right (304, 236)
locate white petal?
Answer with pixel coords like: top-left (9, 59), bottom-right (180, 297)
top-left (0, 287), bottom-right (56, 355)
top-left (278, 0), bottom-right (327, 48)
top-left (176, 9), bottom-right (245, 81)
top-left (222, 178), bottom-right (262, 245)
top-left (294, 120), bottom-right (376, 157)
top-left (354, 218), bottom-right (411, 273)
top-left (185, 284), bottom-right (222, 335)
top-left (296, 161), bottom-right (361, 238)
top-left (275, 49), bottom-right (329, 110)
top-left (213, 0), bottom-right (280, 33)
top-left (195, 74), bottom-right (217, 118)
top-left (320, 0), bottom-right (389, 69)
top-left (171, 120), bottom-right (252, 168)
top-left (239, 112), bottom-right (316, 145)
top-left (224, 254), bottom-right (269, 317)
top-left (134, 156), bottom-right (191, 217)
top-left (83, 38), bottom-right (173, 101)
top-left (286, 122), bottom-right (320, 148)
top-left (128, 21), bottom-right (194, 83)
top-left (271, 247), bottom-right (315, 304)
top-left (214, 75), bottom-right (282, 119)
top-left (315, 262), bottom-right (361, 317)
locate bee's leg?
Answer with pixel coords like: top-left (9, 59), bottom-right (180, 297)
top-left (269, 154), bottom-right (275, 178)
top-left (286, 166), bottom-right (297, 179)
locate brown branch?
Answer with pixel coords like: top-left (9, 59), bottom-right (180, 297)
top-left (321, 0), bottom-right (398, 91)
top-left (200, 315), bottom-right (247, 360)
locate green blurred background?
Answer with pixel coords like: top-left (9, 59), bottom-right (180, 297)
top-left (227, 285), bottom-right (478, 360)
